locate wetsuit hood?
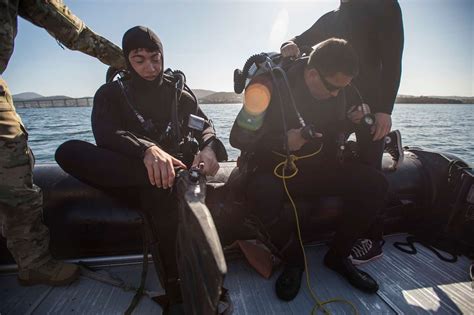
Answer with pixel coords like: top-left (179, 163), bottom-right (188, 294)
top-left (340, 0), bottom-right (372, 5)
top-left (122, 26), bottom-right (164, 89)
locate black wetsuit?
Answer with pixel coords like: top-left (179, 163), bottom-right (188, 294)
top-left (230, 60), bottom-right (388, 265)
top-left (284, 0), bottom-right (404, 169)
top-left (56, 78), bottom-right (219, 304)
top-left (55, 26), bottom-right (224, 305)
top-left (91, 77), bottom-right (216, 161)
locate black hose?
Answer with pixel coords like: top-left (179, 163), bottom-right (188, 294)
top-left (266, 61), bottom-right (291, 161)
top-left (393, 236), bottom-right (458, 263)
top-left (234, 53), bottom-right (268, 94)
top-left (171, 70), bottom-right (186, 100)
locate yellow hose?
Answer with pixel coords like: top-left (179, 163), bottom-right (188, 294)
top-left (272, 145), bottom-right (358, 315)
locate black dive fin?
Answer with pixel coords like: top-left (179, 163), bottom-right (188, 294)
top-left (176, 168), bottom-right (227, 315)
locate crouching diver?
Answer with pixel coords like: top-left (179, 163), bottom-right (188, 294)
top-left (230, 38), bottom-right (388, 304)
top-left (55, 26), bottom-right (227, 314)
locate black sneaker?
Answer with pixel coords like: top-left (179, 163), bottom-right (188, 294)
top-left (324, 251), bottom-right (379, 294)
top-left (349, 239), bottom-right (385, 265)
top-left (275, 265), bottom-right (304, 301)
top-left (384, 130), bottom-right (404, 170)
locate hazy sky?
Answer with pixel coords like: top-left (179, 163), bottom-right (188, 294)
top-left (3, 0), bottom-right (473, 97)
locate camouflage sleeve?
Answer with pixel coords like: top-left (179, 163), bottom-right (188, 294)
top-left (0, 0), bottom-right (17, 74)
top-left (18, 0), bottom-right (126, 69)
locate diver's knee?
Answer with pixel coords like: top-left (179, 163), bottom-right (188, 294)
top-left (55, 140), bottom-right (90, 168)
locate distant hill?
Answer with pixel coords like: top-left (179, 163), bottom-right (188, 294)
top-left (29, 95), bottom-right (73, 101)
top-left (13, 93), bottom-right (73, 102)
top-left (396, 95), bottom-right (464, 104)
top-left (193, 89), bottom-right (216, 99)
top-left (200, 91), bottom-right (243, 104)
top-left (13, 92), bottom-right (43, 101)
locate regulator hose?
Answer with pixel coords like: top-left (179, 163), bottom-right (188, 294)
top-left (233, 53), bottom-right (268, 94)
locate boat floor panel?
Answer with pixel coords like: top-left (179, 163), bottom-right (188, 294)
top-left (0, 235), bottom-right (472, 314)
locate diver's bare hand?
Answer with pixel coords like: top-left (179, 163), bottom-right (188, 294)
top-left (347, 105), bottom-right (364, 124)
top-left (287, 128), bottom-right (307, 152)
top-left (143, 145), bottom-right (186, 189)
top-left (371, 113), bottom-right (392, 141)
top-left (192, 146), bottom-right (219, 176)
top-left (281, 41), bottom-right (300, 58)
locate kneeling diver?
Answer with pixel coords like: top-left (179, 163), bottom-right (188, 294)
top-left (56, 26), bottom-right (227, 314)
top-left (230, 38), bottom-right (388, 301)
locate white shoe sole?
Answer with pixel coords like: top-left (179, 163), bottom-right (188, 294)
top-left (393, 130), bottom-right (404, 166)
top-left (350, 252), bottom-right (384, 265)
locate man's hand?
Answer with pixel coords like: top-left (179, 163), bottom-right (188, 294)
top-left (287, 128), bottom-right (308, 152)
top-left (281, 41), bottom-right (300, 58)
top-left (192, 146), bottom-right (219, 176)
top-left (143, 145), bottom-right (187, 189)
top-left (371, 113), bottom-right (392, 141)
top-left (347, 105), bottom-right (364, 124)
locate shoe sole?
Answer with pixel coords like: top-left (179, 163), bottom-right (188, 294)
top-left (18, 267), bottom-right (80, 287)
top-left (350, 252), bottom-right (383, 265)
top-left (393, 130), bottom-right (404, 167)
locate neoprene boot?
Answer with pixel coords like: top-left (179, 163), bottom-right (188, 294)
top-left (18, 259), bottom-right (80, 286)
top-left (324, 250), bottom-right (378, 293)
top-left (275, 264), bottom-right (304, 301)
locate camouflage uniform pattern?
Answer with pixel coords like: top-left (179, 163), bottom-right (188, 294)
top-left (0, 0), bottom-right (125, 270)
top-left (0, 76), bottom-right (51, 269)
top-left (0, 0), bottom-right (126, 73)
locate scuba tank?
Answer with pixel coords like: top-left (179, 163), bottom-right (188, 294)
top-left (233, 52), bottom-right (283, 94)
top-left (233, 52), bottom-right (322, 170)
top-left (232, 51), bottom-right (376, 166)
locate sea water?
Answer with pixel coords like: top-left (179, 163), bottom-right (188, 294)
top-left (16, 103), bottom-right (474, 165)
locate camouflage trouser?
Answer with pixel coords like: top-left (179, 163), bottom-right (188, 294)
top-left (0, 76), bottom-right (51, 270)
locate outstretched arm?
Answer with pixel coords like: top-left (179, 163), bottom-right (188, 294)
top-left (18, 0), bottom-right (126, 69)
top-left (281, 11), bottom-right (334, 57)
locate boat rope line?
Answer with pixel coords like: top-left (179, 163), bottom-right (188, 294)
top-left (125, 228), bottom-right (150, 315)
top-left (273, 149), bottom-right (359, 315)
top-left (78, 229), bottom-right (154, 314)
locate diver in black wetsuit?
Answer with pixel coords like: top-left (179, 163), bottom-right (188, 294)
top-left (282, 0), bottom-right (404, 147)
top-left (281, 0), bottom-right (404, 264)
top-left (55, 26), bottom-right (226, 315)
top-left (230, 38), bottom-right (388, 300)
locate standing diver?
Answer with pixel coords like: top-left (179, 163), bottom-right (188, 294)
top-left (0, 0), bottom-right (125, 287)
top-left (230, 38), bottom-right (388, 301)
top-left (55, 26), bottom-right (227, 315)
top-left (281, 0), bottom-right (405, 265)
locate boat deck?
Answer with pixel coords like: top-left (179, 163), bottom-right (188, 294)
top-left (1, 235), bottom-right (472, 314)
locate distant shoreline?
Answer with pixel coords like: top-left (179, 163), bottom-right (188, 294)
top-left (12, 94), bottom-right (474, 108)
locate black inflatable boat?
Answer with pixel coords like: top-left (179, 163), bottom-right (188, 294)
top-left (1, 147), bottom-right (473, 314)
